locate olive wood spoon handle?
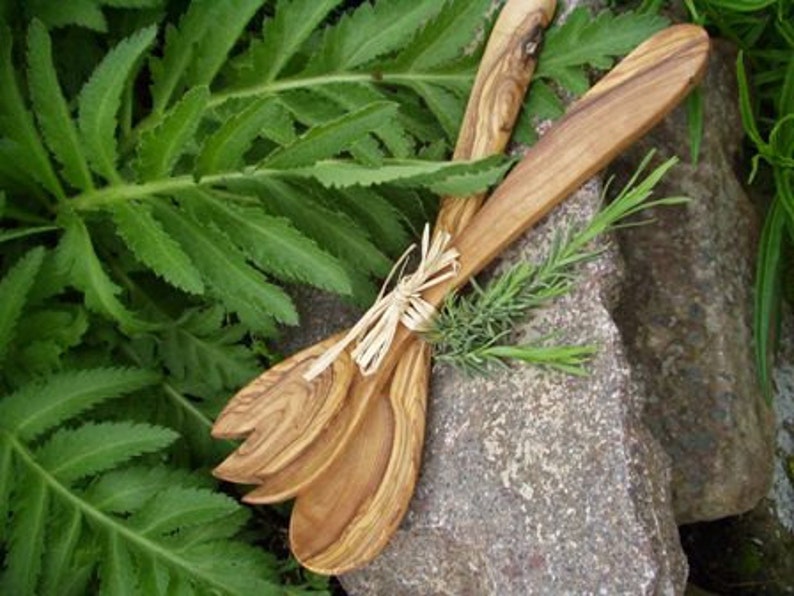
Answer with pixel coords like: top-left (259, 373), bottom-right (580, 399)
top-left (211, 0), bottom-right (555, 486)
top-left (290, 23), bottom-right (710, 574)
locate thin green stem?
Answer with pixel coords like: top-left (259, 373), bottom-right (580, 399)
top-left (207, 71), bottom-right (472, 108)
top-left (69, 169), bottom-right (277, 211)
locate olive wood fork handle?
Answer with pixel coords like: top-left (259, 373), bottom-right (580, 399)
top-left (425, 24), bottom-right (710, 306)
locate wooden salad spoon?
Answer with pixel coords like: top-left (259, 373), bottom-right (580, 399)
top-left (212, 0), bottom-right (556, 491)
top-left (288, 23), bottom-right (710, 574)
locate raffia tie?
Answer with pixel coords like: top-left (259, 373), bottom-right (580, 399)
top-left (303, 224), bottom-right (459, 381)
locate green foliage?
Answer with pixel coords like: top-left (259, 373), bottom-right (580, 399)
top-left (427, 153), bottom-right (687, 374)
top-left (515, 6), bottom-right (668, 144)
top-left (0, 0), bottom-right (667, 591)
top-left (684, 0), bottom-right (792, 402)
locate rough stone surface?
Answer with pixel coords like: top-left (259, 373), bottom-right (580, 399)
top-left (612, 40), bottom-right (776, 524)
top-left (340, 181), bottom-right (687, 595)
top-left (678, 312), bottom-right (793, 594)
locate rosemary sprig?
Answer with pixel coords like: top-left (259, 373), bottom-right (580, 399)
top-left (425, 150), bottom-right (688, 375)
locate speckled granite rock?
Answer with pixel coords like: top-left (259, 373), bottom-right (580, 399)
top-left (681, 313), bottom-right (794, 594)
top-left (613, 40), bottom-right (775, 524)
top-left (340, 180), bottom-right (687, 595)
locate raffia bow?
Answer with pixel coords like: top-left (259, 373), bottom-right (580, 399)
top-left (303, 224), bottom-right (459, 381)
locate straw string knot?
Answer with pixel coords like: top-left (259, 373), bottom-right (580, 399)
top-left (303, 224), bottom-right (459, 381)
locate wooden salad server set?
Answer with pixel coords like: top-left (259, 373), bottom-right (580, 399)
top-left (212, 0), bottom-right (709, 575)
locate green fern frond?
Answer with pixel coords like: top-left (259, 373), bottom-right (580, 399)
top-left (253, 178), bottom-right (391, 278)
top-left (0, 247), bottom-right (45, 361)
top-left (110, 201), bottom-right (205, 295)
top-left (136, 85), bottom-right (210, 181)
top-left (37, 421), bottom-right (179, 483)
top-left (55, 212), bottom-right (151, 331)
top-left (229, 0), bottom-right (344, 87)
top-left (0, 366), bottom-right (158, 441)
top-left (196, 97), bottom-right (284, 176)
top-left (149, 0), bottom-right (262, 114)
top-left (158, 305), bottom-right (260, 398)
top-left (387, 0), bottom-right (491, 72)
top-left (85, 465), bottom-right (207, 514)
top-left (262, 101), bottom-right (399, 169)
top-left (154, 201), bottom-right (297, 330)
top-left (127, 486), bottom-right (238, 537)
top-left (309, 185), bottom-right (410, 257)
top-left (538, 8), bottom-right (668, 93)
top-left (304, 0), bottom-right (441, 74)
top-left (180, 0), bottom-right (265, 90)
top-left (24, 0), bottom-right (164, 33)
top-left (185, 188), bottom-right (352, 294)
top-left (0, 366), bottom-right (282, 595)
top-left (78, 25), bottom-right (157, 182)
top-left (26, 20), bottom-right (94, 191)
top-left (0, 26), bottom-right (63, 198)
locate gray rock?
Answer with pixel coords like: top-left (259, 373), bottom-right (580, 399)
top-left (341, 180), bottom-right (687, 595)
top-left (613, 40), bottom-right (776, 524)
top-left (677, 312), bottom-right (793, 594)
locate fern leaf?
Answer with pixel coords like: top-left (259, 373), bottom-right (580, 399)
top-left (27, 0), bottom-right (108, 32)
top-left (158, 305), bottom-right (260, 397)
top-left (305, 0), bottom-right (441, 73)
top-left (289, 156), bottom-right (510, 190)
top-left (196, 97), bottom-right (283, 176)
top-left (315, 83), bottom-right (415, 158)
top-left (166, 509), bottom-right (250, 548)
top-left (253, 178), bottom-right (390, 277)
top-left (110, 201), bottom-right (205, 294)
top-left (150, 0), bottom-right (262, 113)
top-left (136, 85), bottom-right (209, 181)
top-left (154, 202), bottom-right (297, 329)
top-left (41, 505), bottom-right (84, 596)
top-left (262, 101), bottom-right (398, 169)
top-left (4, 308), bottom-right (89, 383)
top-left (425, 155), bottom-right (513, 196)
top-left (86, 465), bottom-right (203, 514)
top-left (186, 188), bottom-right (352, 293)
top-left (78, 25), bottom-right (157, 182)
top-left (537, 8), bottom-right (667, 93)
top-left (304, 184), bottom-right (409, 257)
top-left (0, 26), bottom-right (62, 197)
top-left (0, 470), bottom-right (49, 596)
top-left (101, 530), bottom-right (138, 596)
top-left (180, 542), bottom-right (281, 592)
top-left (389, 0), bottom-right (490, 71)
top-left (55, 212), bottom-right (150, 331)
top-left (0, 246), bottom-right (45, 362)
top-left (408, 81), bottom-right (463, 141)
top-left (181, 0), bottom-right (265, 89)
top-left (36, 421), bottom-right (179, 484)
top-left (27, 20), bottom-right (94, 191)
top-left (0, 367), bottom-right (158, 441)
top-left (231, 0), bottom-right (343, 87)
top-left (128, 486), bottom-right (238, 537)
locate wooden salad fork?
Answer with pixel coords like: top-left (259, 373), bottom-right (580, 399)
top-left (286, 23), bottom-right (710, 575)
top-left (212, 7), bottom-right (710, 576)
top-left (212, 0), bottom-right (556, 495)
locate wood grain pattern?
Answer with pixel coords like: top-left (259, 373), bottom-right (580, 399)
top-left (212, 0), bottom-right (554, 501)
top-left (436, 0), bottom-right (553, 237)
top-left (284, 0), bottom-right (557, 570)
top-left (291, 341), bottom-right (430, 574)
top-left (288, 22), bottom-right (709, 575)
top-left (212, 333), bottom-right (352, 483)
top-left (425, 24), bottom-right (710, 305)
